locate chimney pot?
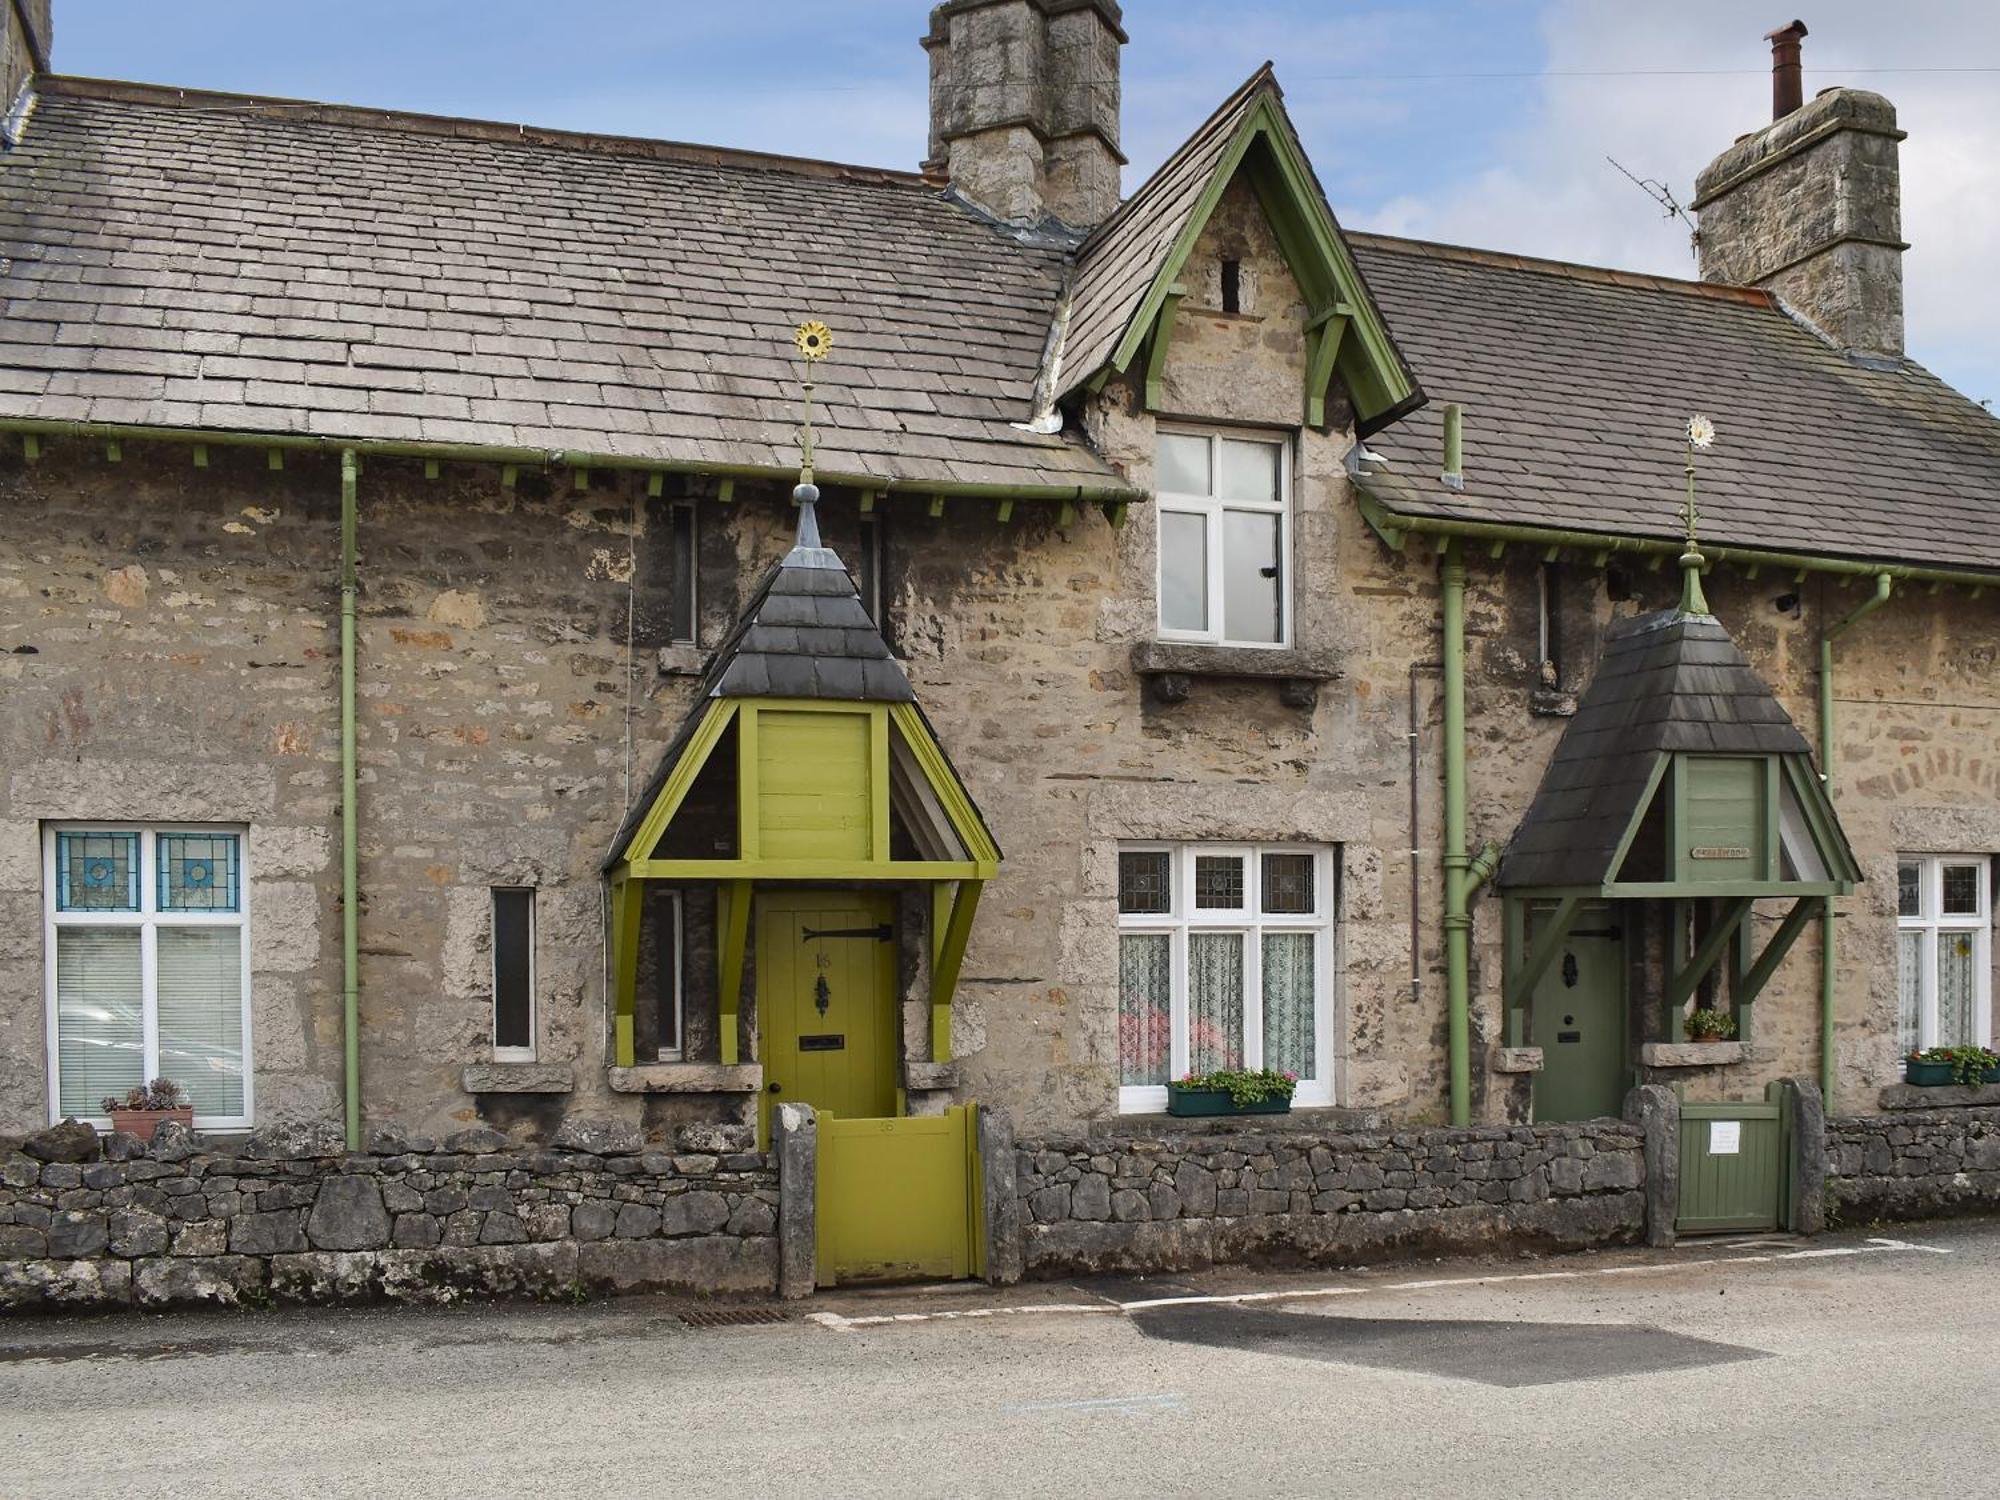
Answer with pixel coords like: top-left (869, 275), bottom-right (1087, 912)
top-left (1766, 19), bottom-right (1808, 120)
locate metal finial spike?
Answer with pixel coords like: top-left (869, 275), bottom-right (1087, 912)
top-left (1679, 415), bottom-right (1714, 616)
top-left (793, 481), bottom-right (822, 550)
top-left (793, 320), bottom-right (832, 488)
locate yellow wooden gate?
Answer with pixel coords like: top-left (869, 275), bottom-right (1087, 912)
top-left (816, 1103), bottom-right (985, 1287)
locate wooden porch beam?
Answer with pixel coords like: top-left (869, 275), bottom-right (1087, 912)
top-left (717, 878), bottom-right (751, 1067)
top-left (609, 874), bottom-right (643, 1068)
top-left (1504, 895), bottom-right (1581, 1010)
top-left (1665, 896), bottom-right (1754, 1013)
top-left (1142, 284), bottom-right (1187, 411)
top-left (929, 879), bottom-right (983, 1064)
top-left (1733, 896), bottom-right (1818, 1010)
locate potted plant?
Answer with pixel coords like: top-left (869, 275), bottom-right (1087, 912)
top-left (1685, 1008), bottom-right (1738, 1043)
top-left (101, 1078), bottom-right (193, 1141)
top-left (1904, 1046), bottom-right (2000, 1087)
top-left (1166, 1068), bottom-right (1297, 1118)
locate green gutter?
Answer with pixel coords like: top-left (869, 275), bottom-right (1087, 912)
top-left (1359, 495), bottom-right (2000, 592)
top-left (1818, 573), bottom-right (1893, 1112)
top-left (0, 417), bottom-right (1143, 504)
top-left (1441, 540), bottom-right (1471, 1127)
top-left (339, 450), bottom-right (362, 1151)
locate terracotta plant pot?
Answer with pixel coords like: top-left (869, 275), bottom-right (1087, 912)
top-left (109, 1105), bottom-right (194, 1141)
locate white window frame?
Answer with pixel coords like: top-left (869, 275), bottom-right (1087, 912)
top-left (657, 890), bottom-right (686, 1062)
top-left (42, 822), bottom-right (253, 1130)
top-left (1116, 842), bottom-right (1335, 1114)
top-left (1154, 426), bottom-right (1293, 649)
top-left (1898, 854), bottom-right (1992, 1050)
top-left (491, 886), bottom-right (538, 1063)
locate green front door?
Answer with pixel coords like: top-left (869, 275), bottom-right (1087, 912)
top-left (1531, 903), bottom-right (1628, 1122)
top-left (757, 891), bottom-right (899, 1142)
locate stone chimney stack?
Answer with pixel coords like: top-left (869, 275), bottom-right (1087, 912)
top-left (2, 0), bottom-right (52, 112)
top-left (1692, 21), bottom-right (1908, 358)
top-left (922, 0), bottom-right (1126, 228)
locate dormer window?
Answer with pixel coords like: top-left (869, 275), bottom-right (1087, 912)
top-left (1155, 428), bottom-right (1290, 647)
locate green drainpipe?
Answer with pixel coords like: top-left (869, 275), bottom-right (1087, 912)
top-left (1441, 540), bottom-right (1471, 1127)
top-left (1818, 573), bottom-right (1892, 1112)
top-left (340, 450), bottom-right (362, 1151)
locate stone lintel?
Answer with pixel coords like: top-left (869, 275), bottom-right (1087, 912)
top-left (609, 1063), bottom-right (764, 1095)
top-left (1639, 1041), bottom-right (1745, 1068)
top-left (461, 1062), bottom-right (575, 1095)
top-left (1491, 1046), bottom-right (1545, 1074)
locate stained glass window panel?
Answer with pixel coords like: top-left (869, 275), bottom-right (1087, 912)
top-left (1897, 862), bottom-right (1922, 917)
top-left (1262, 853), bottom-right (1315, 915)
top-left (1263, 932), bottom-right (1316, 1078)
top-left (156, 928), bottom-right (245, 1118)
top-left (1194, 855), bottom-right (1245, 910)
top-left (1188, 932), bottom-right (1244, 1071)
top-left (1118, 851), bottom-right (1172, 915)
top-left (1942, 864), bottom-right (1982, 917)
top-left (1119, 934), bottom-right (1172, 1086)
top-left (55, 927), bottom-right (144, 1116)
top-left (1898, 930), bottom-right (1922, 1054)
top-left (56, 831), bottom-right (139, 913)
top-left (1937, 930), bottom-right (1978, 1048)
top-left (159, 833), bottom-right (241, 912)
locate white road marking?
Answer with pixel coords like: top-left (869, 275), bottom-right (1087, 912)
top-left (806, 1235), bottom-right (1947, 1330)
top-left (1006, 1392), bottom-right (1185, 1416)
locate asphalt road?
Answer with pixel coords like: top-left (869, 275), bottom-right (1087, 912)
top-left (5, 1221), bottom-right (1999, 1499)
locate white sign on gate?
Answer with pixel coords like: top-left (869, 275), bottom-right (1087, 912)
top-left (1709, 1120), bottom-right (1741, 1155)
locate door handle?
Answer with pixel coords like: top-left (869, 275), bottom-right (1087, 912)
top-left (767, 1082), bottom-right (782, 1094)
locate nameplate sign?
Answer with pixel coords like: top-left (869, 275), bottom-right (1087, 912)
top-left (1689, 846), bottom-right (1751, 861)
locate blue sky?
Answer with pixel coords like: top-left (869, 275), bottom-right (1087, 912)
top-left (55, 1), bottom-right (2000, 408)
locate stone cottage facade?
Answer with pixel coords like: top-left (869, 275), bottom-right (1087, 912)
top-left (2, 0), bottom-right (1998, 1181)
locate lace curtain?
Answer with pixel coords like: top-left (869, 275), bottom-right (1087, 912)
top-left (1189, 932), bottom-right (1244, 1071)
top-left (1262, 933), bottom-right (1315, 1077)
top-left (1119, 934), bottom-right (1172, 1085)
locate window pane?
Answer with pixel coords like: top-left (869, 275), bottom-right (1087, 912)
top-left (157, 928), bottom-right (245, 1119)
top-left (57, 831), bottom-right (139, 913)
top-left (1262, 932), bottom-right (1316, 1079)
top-left (1942, 864), bottom-right (1982, 917)
top-left (1898, 930), bottom-right (1921, 1054)
top-left (1194, 855), bottom-right (1245, 910)
top-left (1118, 851), bottom-right (1171, 915)
top-left (1157, 433), bottom-right (1210, 495)
top-left (1188, 932), bottom-right (1244, 1071)
top-left (1218, 439), bottom-right (1280, 504)
top-left (1262, 853), bottom-right (1315, 915)
top-left (159, 832), bottom-right (241, 912)
top-left (1898, 861), bottom-right (1922, 917)
top-left (1937, 930), bottom-right (1978, 1048)
top-left (1221, 510), bottom-right (1281, 643)
top-left (492, 888), bottom-right (534, 1052)
top-left (56, 927), bottom-right (144, 1116)
top-left (1119, 934), bottom-right (1172, 1086)
top-left (1159, 510), bottom-right (1208, 632)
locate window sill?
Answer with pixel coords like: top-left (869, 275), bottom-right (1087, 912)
top-left (1099, 1104), bottom-right (1386, 1135)
top-left (656, 644), bottom-right (709, 678)
top-left (1130, 640), bottom-right (1341, 708)
top-left (1638, 1042), bottom-right (1745, 1068)
top-left (1879, 1080), bottom-right (2000, 1110)
top-left (608, 1062), bottom-right (763, 1094)
top-left (461, 1062), bottom-right (574, 1095)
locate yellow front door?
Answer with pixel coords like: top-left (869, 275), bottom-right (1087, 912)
top-left (757, 891), bottom-right (898, 1140)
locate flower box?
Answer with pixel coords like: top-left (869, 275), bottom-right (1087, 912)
top-left (109, 1106), bottom-right (194, 1142)
top-left (1904, 1059), bottom-right (1957, 1087)
top-left (1166, 1085), bottom-right (1291, 1118)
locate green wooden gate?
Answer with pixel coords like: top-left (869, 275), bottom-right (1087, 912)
top-left (1676, 1083), bottom-right (1788, 1235)
top-left (816, 1103), bottom-right (986, 1287)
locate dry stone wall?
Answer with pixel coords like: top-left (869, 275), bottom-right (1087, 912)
top-left (0, 1118), bottom-right (777, 1310)
top-left (1011, 1118), bottom-right (1646, 1275)
top-left (1826, 1105), bottom-right (2000, 1223)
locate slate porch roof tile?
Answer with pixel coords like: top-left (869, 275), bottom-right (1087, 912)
top-left (1350, 234), bottom-right (2000, 574)
top-left (0, 78), bottom-right (1127, 495)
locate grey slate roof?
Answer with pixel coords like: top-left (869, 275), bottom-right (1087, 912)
top-left (0, 77), bottom-right (1127, 495)
top-left (1349, 234), bottom-right (2000, 574)
top-left (1497, 608), bottom-right (1815, 890)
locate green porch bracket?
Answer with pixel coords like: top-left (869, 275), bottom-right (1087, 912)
top-left (717, 879), bottom-right (751, 1067)
top-left (1142, 284), bottom-right (1186, 412)
top-left (1664, 896), bottom-right (1753, 1015)
top-left (1503, 894), bottom-right (1580, 1011)
top-left (1304, 314), bottom-right (1348, 429)
top-left (930, 880), bottom-right (984, 1065)
top-left (609, 874), bottom-right (643, 1068)
top-left (1735, 895), bottom-right (1818, 1013)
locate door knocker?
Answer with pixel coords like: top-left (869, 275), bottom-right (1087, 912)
top-left (814, 974), bottom-right (831, 1017)
top-left (1561, 951), bottom-right (1579, 988)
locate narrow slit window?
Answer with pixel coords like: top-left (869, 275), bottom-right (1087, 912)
top-left (1537, 561), bottom-right (1562, 686)
top-left (667, 500), bottom-right (698, 645)
top-left (492, 887), bottom-right (536, 1059)
top-left (1219, 258), bottom-right (1241, 314)
top-left (857, 514), bottom-right (884, 627)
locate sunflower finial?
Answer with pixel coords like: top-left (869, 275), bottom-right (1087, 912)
top-left (790, 320), bottom-right (833, 549)
top-left (1679, 414), bottom-right (1715, 616)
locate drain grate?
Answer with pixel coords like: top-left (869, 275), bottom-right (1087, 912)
top-left (678, 1306), bottom-right (792, 1329)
